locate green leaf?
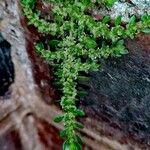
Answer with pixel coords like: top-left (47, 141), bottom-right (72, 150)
top-left (72, 109), bottom-right (85, 117)
top-left (74, 122), bottom-right (84, 129)
top-left (22, 0), bottom-right (36, 7)
top-left (77, 91), bottom-right (88, 97)
top-left (53, 115), bottom-right (64, 123)
top-left (48, 40), bottom-right (60, 47)
top-left (115, 16), bottom-right (122, 26)
top-left (83, 37), bottom-right (97, 49)
top-left (60, 129), bottom-right (67, 138)
top-left (105, 0), bottom-right (117, 7)
top-left (142, 28), bottom-right (150, 33)
top-left (119, 48), bottom-right (128, 55)
top-left (117, 39), bottom-right (124, 45)
top-left (82, 0), bottom-right (91, 6)
top-left (78, 75), bottom-right (90, 81)
top-left (75, 135), bottom-right (83, 145)
top-left (102, 16), bottom-right (110, 24)
top-left (21, 0), bottom-right (28, 5)
top-left (128, 16), bottom-right (136, 26)
top-left (63, 140), bottom-right (82, 150)
top-left (141, 13), bottom-right (149, 22)
top-left (36, 42), bottom-right (44, 49)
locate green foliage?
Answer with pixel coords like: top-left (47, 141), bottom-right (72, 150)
top-left (96, 0), bottom-right (118, 7)
top-left (104, 0), bottom-right (118, 7)
top-left (141, 14), bottom-right (150, 33)
top-left (21, 0), bottom-right (36, 8)
top-left (21, 0), bottom-right (150, 149)
top-left (63, 140), bottom-right (82, 150)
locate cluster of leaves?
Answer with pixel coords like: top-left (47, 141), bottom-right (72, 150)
top-left (96, 0), bottom-right (118, 7)
top-left (21, 0), bottom-right (150, 149)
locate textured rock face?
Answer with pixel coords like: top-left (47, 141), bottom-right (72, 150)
top-left (79, 35), bottom-right (150, 149)
top-left (131, 0), bottom-right (150, 8)
top-left (93, 0), bottom-right (150, 22)
top-left (0, 1), bottom-right (63, 150)
top-left (0, 33), bottom-right (14, 95)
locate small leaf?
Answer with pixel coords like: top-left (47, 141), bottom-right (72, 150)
top-left (119, 48), bottom-right (128, 55)
top-left (60, 129), bottom-right (67, 138)
top-left (77, 91), bottom-right (88, 97)
top-left (63, 140), bottom-right (82, 150)
top-left (82, 0), bottom-right (91, 6)
top-left (105, 0), bottom-right (117, 7)
top-left (73, 109), bottom-right (85, 116)
top-left (115, 16), bottom-right (122, 26)
top-left (53, 115), bottom-right (64, 123)
top-left (75, 135), bottom-right (83, 145)
top-left (36, 42), bottom-right (44, 49)
top-left (128, 16), bottom-right (136, 26)
top-left (74, 122), bottom-right (84, 129)
top-left (142, 28), bottom-right (150, 33)
top-left (78, 76), bottom-right (90, 82)
top-left (48, 40), bottom-right (60, 47)
top-left (117, 40), bottom-right (124, 45)
top-left (83, 37), bottom-right (97, 49)
top-left (141, 13), bottom-right (148, 22)
top-left (21, 0), bottom-right (31, 6)
top-left (102, 16), bottom-right (110, 24)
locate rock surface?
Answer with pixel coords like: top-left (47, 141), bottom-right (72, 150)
top-left (131, 0), bottom-right (150, 8)
top-left (79, 35), bottom-right (150, 149)
top-left (0, 0), bottom-right (63, 150)
top-left (93, 0), bottom-right (150, 22)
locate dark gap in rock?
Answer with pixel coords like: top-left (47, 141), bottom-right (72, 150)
top-left (37, 119), bottom-right (63, 150)
top-left (0, 130), bottom-right (22, 150)
top-left (0, 33), bottom-right (14, 96)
